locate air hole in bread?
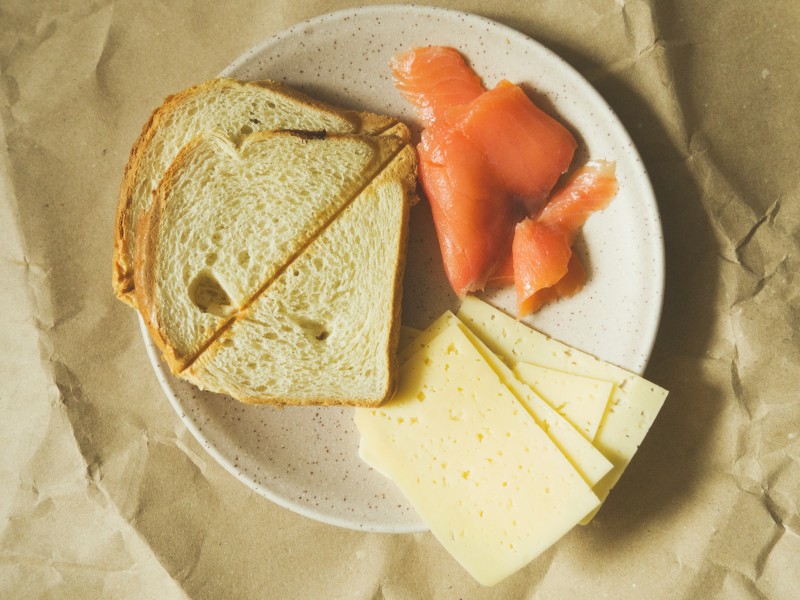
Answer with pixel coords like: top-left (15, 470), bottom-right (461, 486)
top-left (237, 250), bottom-right (250, 266)
top-left (240, 124), bottom-right (253, 135)
top-left (211, 232), bottom-right (222, 244)
top-left (295, 317), bottom-right (331, 342)
top-left (188, 270), bottom-right (233, 317)
top-left (205, 253), bottom-right (218, 266)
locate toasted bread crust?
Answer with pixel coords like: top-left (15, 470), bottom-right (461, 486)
top-left (113, 92), bottom-right (162, 307)
top-left (113, 77), bottom-right (402, 306)
top-left (354, 110), bottom-right (399, 136)
top-left (132, 133), bottom-right (217, 373)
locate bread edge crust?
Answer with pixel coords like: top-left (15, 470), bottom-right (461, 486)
top-left (132, 132), bottom-right (225, 373)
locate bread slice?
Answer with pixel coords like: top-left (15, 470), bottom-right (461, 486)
top-left (113, 78), bottom-right (401, 306)
top-left (135, 129), bottom-right (408, 374)
top-left (184, 145), bottom-right (416, 406)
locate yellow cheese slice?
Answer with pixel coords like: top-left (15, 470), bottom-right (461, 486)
top-left (513, 362), bottom-right (614, 442)
top-left (354, 322), bottom-right (600, 586)
top-left (457, 296), bottom-right (668, 521)
top-left (368, 312), bottom-right (613, 486)
top-left (363, 315), bottom-right (456, 480)
top-left (453, 319), bottom-right (613, 487)
top-left (399, 312), bottom-right (452, 363)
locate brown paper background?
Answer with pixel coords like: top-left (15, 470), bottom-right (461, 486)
top-left (2, 0), bottom-right (798, 598)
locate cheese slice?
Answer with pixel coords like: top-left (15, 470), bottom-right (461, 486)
top-left (399, 312), bottom-right (453, 363)
top-left (457, 296), bottom-right (669, 520)
top-left (354, 322), bottom-right (600, 586)
top-left (362, 314), bottom-right (459, 479)
top-left (368, 312), bottom-right (613, 486)
top-left (513, 363), bottom-right (614, 442)
top-left (453, 318), bottom-right (613, 487)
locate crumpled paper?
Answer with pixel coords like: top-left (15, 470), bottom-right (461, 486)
top-left (1, 0), bottom-right (798, 598)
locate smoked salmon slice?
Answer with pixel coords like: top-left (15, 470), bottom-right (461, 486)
top-left (514, 161), bottom-right (618, 315)
top-left (391, 46), bottom-right (485, 126)
top-left (418, 123), bottom-right (515, 297)
top-left (513, 219), bottom-right (572, 312)
top-left (538, 160), bottom-right (618, 232)
top-left (391, 45), bottom-right (616, 312)
top-left (518, 253), bottom-right (586, 315)
top-left (484, 250), bottom-right (515, 289)
top-left (448, 80), bottom-right (577, 214)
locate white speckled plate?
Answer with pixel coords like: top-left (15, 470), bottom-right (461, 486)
top-left (143, 5), bottom-right (664, 533)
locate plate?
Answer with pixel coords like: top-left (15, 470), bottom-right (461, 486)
top-left (143, 4), bottom-right (664, 533)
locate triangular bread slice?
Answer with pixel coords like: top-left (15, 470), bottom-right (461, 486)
top-left (114, 78), bottom-right (401, 306)
top-left (184, 145), bottom-right (416, 406)
top-left (135, 130), bottom-right (408, 373)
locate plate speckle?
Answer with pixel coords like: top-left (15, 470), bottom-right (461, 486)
top-left (143, 5), bottom-right (664, 533)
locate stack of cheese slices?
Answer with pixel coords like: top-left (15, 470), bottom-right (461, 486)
top-left (113, 78), bottom-right (417, 406)
top-left (355, 296), bottom-right (668, 586)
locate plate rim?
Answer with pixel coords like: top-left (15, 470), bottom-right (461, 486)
top-left (143, 3), bottom-right (666, 533)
